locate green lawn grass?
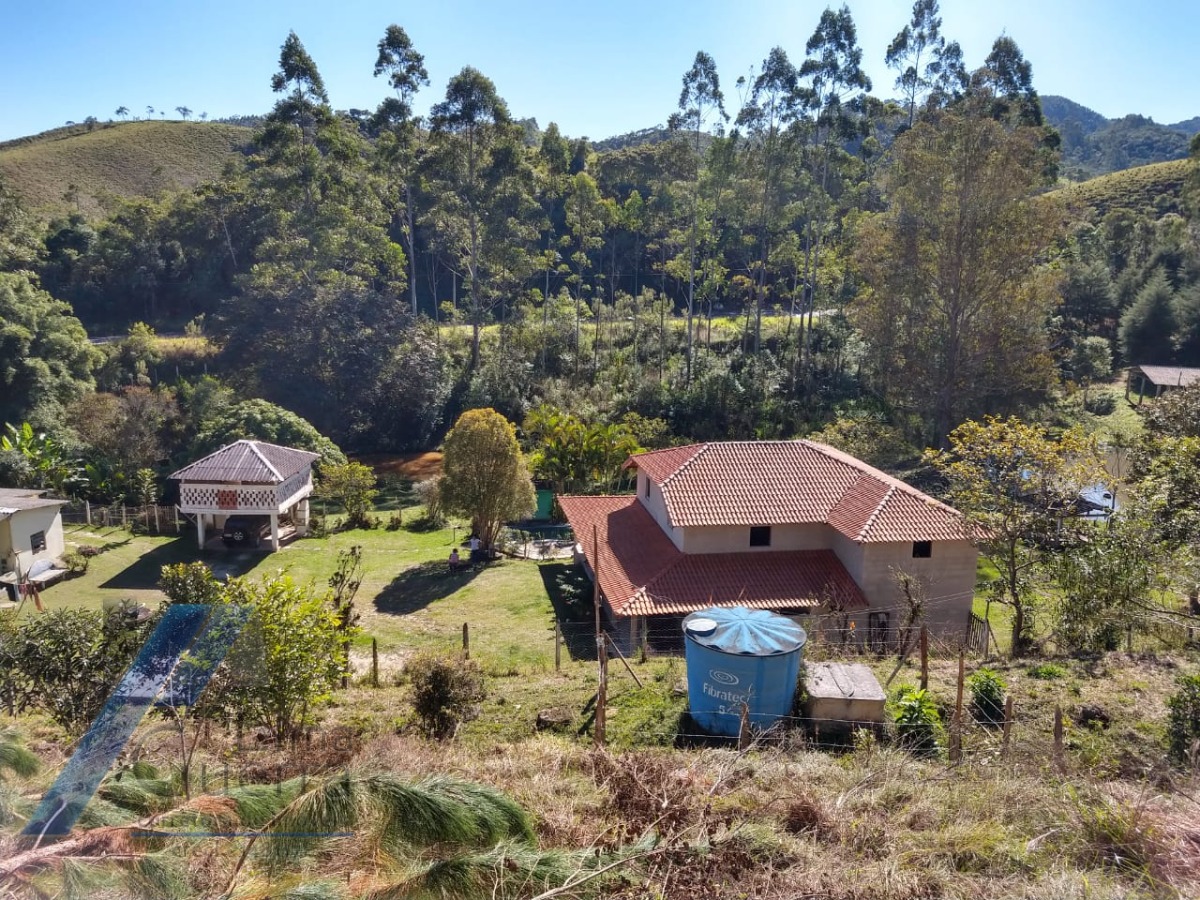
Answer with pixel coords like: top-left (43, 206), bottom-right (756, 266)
top-left (44, 516), bottom-right (573, 672)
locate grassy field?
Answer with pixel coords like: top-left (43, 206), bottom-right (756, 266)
top-left (1054, 158), bottom-right (1190, 218)
top-left (0, 120), bottom-right (251, 219)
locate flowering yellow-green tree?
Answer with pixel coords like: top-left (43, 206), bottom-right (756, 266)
top-left (441, 408), bottom-right (535, 550)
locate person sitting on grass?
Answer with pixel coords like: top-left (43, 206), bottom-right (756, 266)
top-left (449, 548), bottom-right (461, 571)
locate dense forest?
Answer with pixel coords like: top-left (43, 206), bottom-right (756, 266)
top-left (2, 0), bottom-right (1200, 505)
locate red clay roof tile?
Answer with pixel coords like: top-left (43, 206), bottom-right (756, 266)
top-left (625, 440), bottom-right (967, 543)
top-left (558, 495), bottom-right (868, 618)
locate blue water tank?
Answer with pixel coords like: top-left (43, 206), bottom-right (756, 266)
top-left (682, 607), bottom-right (807, 737)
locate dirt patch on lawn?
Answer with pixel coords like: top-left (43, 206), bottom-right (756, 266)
top-left (354, 452), bottom-right (443, 481)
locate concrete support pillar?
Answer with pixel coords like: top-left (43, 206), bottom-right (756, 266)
top-left (299, 498), bottom-right (310, 529)
top-left (197, 514), bottom-right (206, 549)
top-left (269, 513), bottom-right (280, 551)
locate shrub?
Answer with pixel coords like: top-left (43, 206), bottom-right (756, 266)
top-left (385, 511), bottom-right (403, 531)
top-left (159, 561), bottom-right (220, 604)
top-left (1083, 394), bottom-right (1116, 416)
top-left (892, 686), bottom-right (942, 755)
top-left (1027, 662), bottom-right (1067, 680)
top-left (1166, 674), bottom-right (1200, 763)
top-left (405, 652), bottom-right (486, 740)
top-left (968, 667), bottom-right (1007, 725)
top-left (62, 549), bottom-right (90, 576)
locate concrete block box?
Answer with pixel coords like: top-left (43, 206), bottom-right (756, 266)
top-left (804, 662), bottom-right (886, 737)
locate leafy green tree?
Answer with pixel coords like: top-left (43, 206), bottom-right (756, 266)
top-left (220, 571), bottom-right (346, 741)
top-left (426, 67), bottom-right (538, 368)
top-left (885, 0), bottom-right (953, 126)
top-left (1052, 512), bottom-right (1171, 653)
top-left (670, 51), bottom-right (727, 383)
top-left (972, 35), bottom-right (1044, 127)
top-left (1060, 258), bottom-right (1117, 339)
top-left (317, 461), bottom-right (379, 529)
top-left (1119, 269), bottom-right (1177, 364)
top-left (0, 274), bottom-right (96, 429)
top-left (191, 398), bottom-right (345, 467)
top-left (1143, 382), bottom-right (1200, 439)
top-left (159, 561), bottom-right (223, 604)
top-left (4, 607), bottom-right (158, 734)
top-left (735, 47), bottom-right (800, 358)
top-left (373, 23), bottom-right (429, 316)
top-left (0, 176), bottom-right (41, 272)
top-left (854, 112), bottom-right (1063, 444)
top-left (562, 170), bottom-right (606, 373)
top-left (328, 545), bottom-right (363, 687)
top-left (0, 422), bottom-right (82, 494)
top-left (266, 30), bottom-right (331, 138)
top-left (1173, 283), bottom-right (1200, 366)
top-left (927, 416), bottom-right (1103, 655)
top-left (440, 408), bottom-right (536, 550)
top-left (1138, 435), bottom-right (1200, 546)
top-left (799, 5), bottom-right (872, 377)
top-left (1069, 336), bottom-right (1113, 405)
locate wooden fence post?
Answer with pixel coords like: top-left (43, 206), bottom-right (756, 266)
top-left (1002, 695), bottom-right (1014, 757)
top-left (121, 506), bottom-right (127, 529)
top-left (462, 622), bottom-right (470, 660)
top-left (950, 650), bottom-right (965, 763)
top-left (1053, 704), bottom-right (1065, 774)
top-left (371, 638), bottom-right (379, 688)
top-left (594, 636), bottom-right (607, 749)
top-left (919, 625), bottom-right (929, 691)
top-left (555, 620), bottom-right (562, 673)
top-left (84, 500), bottom-right (91, 525)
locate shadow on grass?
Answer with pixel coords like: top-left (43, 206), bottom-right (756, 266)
top-left (373, 560), bottom-right (486, 616)
top-left (539, 562), bottom-right (597, 662)
top-left (99, 538), bottom-right (257, 590)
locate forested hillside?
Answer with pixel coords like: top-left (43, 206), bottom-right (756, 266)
top-left (0, 1), bottom-right (1198, 507)
top-left (1042, 94), bottom-right (1195, 178)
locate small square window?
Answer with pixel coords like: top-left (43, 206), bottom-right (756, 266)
top-left (912, 540), bottom-right (932, 559)
top-left (749, 526), bottom-right (772, 547)
top-left (30, 531), bottom-right (47, 553)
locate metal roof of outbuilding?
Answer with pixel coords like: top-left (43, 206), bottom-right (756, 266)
top-left (169, 440), bottom-right (320, 485)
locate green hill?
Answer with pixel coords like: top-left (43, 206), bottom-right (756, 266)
top-left (1054, 158), bottom-right (1191, 218)
top-left (0, 120), bottom-right (252, 219)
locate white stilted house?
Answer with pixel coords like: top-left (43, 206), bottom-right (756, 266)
top-left (170, 440), bottom-right (320, 550)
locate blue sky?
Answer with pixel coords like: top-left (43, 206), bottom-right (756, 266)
top-left (2, 0), bottom-right (1198, 142)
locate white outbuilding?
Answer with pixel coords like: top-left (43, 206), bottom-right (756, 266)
top-left (170, 440), bottom-right (319, 550)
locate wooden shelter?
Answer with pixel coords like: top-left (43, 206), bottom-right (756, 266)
top-left (170, 440), bottom-right (319, 550)
top-left (1127, 365), bottom-right (1200, 405)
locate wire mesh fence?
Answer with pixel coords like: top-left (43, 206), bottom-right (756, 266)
top-left (59, 502), bottom-right (185, 535)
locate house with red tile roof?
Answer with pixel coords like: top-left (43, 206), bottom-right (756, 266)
top-left (558, 440), bottom-right (978, 649)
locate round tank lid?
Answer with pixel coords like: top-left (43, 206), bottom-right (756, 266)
top-left (685, 617), bottom-right (718, 636)
top-left (682, 606), bottom-right (807, 656)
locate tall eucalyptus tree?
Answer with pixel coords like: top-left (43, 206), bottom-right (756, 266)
top-left (373, 24), bottom-right (429, 316)
top-left (669, 51), bottom-right (728, 383)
